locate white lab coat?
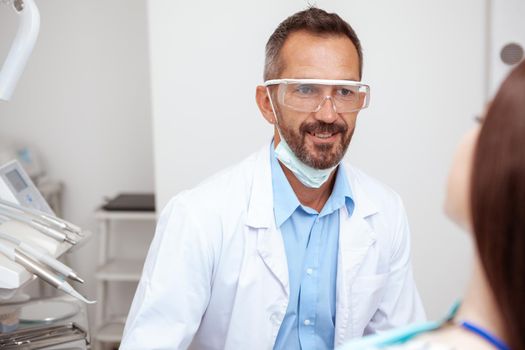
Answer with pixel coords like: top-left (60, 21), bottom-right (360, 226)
top-left (120, 144), bottom-right (425, 350)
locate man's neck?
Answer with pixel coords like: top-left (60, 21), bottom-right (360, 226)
top-left (278, 160), bottom-right (336, 213)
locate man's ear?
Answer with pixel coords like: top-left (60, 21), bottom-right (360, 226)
top-left (256, 85), bottom-right (276, 124)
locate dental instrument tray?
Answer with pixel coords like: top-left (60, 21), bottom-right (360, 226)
top-left (19, 299), bottom-right (80, 324)
top-left (0, 322), bottom-right (86, 349)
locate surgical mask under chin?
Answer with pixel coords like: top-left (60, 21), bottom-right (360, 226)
top-left (274, 133), bottom-right (338, 188)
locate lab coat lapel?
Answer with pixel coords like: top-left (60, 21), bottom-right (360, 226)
top-left (335, 164), bottom-right (378, 344)
top-left (246, 144), bottom-right (289, 296)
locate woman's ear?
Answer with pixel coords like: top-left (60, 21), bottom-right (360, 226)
top-left (256, 85), bottom-right (276, 124)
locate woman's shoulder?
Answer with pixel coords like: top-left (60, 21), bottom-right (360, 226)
top-left (364, 340), bottom-right (456, 350)
top-left (340, 337), bottom-right (456, 350)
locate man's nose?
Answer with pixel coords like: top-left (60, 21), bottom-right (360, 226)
top-left (314, 96), bottom-right (338, 123)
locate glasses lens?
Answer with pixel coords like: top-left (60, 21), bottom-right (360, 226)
top-left (280, 83), bottom-right (368, 112)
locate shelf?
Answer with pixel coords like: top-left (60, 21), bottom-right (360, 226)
top-left (95, 259), bottom-right (143, 281)
top-left (95, 321), bottom-right (125, 343)
top-left (95, 210), bottom-right (156, 221)
top-left (94, 204), bottom-right (155, 349)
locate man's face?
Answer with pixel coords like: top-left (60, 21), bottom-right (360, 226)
top-left (271, 30), bottom-right (362, 169)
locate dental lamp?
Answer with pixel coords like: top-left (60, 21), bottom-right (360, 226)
top-left (0, 0), bottom-right (40, 101)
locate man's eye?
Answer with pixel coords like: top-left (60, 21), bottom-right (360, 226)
top-left (338, 88), bottom-right (355, 96)
top-left (296, 85), bottom-right (316, 94)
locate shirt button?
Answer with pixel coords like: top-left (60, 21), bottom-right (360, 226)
top-left (306, 268), bottom-right (313, 275)
top-left (304, 319), bottom-right (311, 326)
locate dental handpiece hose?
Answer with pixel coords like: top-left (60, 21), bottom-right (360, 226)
top-left (0, 243), bottom-right (95, 304)
top-left (0, 231), bottom-right (84, 283)
top-left (0, 208), bottom-right (77, 245)
top-left (0, 198), bottom-right (82, 236)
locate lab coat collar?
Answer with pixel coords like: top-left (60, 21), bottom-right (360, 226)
top-left (246, 143), bottom-right (379, 228)
top-left (340, 162), bottom-right (378, 219)
top-left (246, 143), bottom-right (276, 229)
top-left (270, 143), bottom-right (301, 228)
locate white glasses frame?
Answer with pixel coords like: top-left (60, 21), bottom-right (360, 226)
top-left (264, 78), bottom-right (371, 113)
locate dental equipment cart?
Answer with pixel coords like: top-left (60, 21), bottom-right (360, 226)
top-left (0, 160), bottom-right (94, 348)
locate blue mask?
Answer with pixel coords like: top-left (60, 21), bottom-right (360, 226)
top-left (274, 133), bottom-right (337, 188)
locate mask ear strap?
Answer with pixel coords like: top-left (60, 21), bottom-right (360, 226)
top-left (266, 87), bottom-right (288, 144)
top-left (266, 87), bottom-right (280, 126)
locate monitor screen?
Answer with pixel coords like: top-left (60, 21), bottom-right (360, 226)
top-left (5, 169), bottom-right (28, 193)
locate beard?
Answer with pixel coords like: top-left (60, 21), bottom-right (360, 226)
top-left (278, 118), bottom-right (354, 169)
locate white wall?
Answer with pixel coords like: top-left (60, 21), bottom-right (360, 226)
top-left (149, 0), bottom-right (487, 319)
top-left (0, 0), bottom-right (154, 329)
top-left (489, 0), bottom-right (525, 95)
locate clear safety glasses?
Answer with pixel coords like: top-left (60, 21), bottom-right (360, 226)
top-left (264, 78), bottom-right (370, 113)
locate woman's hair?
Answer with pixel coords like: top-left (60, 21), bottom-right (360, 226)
top-left (471, 59), bottom-right (525, 350)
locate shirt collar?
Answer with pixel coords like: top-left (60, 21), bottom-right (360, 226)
top-left (270, 142), bottom-right (354, 227)
top-left (323, 162), bottom-right (354, 217)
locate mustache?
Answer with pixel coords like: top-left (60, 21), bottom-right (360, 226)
top-left (299, 121), bottom-right (347, 135)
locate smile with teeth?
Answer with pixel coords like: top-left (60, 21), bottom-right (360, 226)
top-left (311, 132), bottom-right (336, 139)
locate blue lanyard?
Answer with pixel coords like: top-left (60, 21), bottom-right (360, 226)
top-left (459, 320), bottom-right (510, 350)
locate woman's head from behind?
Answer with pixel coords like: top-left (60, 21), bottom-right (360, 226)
top-left (445, 59), bottom-right (525, 349)
top-left (472, 60), bottom-right (525, 350)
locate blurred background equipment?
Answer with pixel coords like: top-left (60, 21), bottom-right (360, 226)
top-left (0, 141), bottom-right (63, 217)
top-left (0, 0), bottom-right (40, 101)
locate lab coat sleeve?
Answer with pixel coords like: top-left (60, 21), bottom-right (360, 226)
top-left (364, 194), bottom-right (426, 334)
top-left (120, 195), bottom-right (217, 350)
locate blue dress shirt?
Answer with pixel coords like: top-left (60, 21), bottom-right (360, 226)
top-left (271, 144), bottom-right (354, 350)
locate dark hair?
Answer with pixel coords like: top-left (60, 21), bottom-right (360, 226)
top-left (471, 59), bottom-right (525, 350)
top-left (264, 7), bottom-right (363, 81)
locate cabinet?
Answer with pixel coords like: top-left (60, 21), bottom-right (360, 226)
top-left (93, 209), bottom-right (156, 349)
